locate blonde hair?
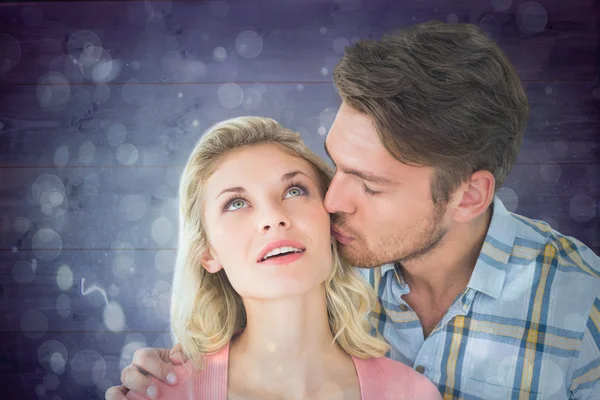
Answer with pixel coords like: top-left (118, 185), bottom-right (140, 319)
top-left (171, 116), bottom-right (389, 367)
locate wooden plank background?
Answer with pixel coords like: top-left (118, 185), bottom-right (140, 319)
top-left (0, 0), bottom-right (598, 398)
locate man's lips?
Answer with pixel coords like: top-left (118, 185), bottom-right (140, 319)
top-left (331, 227), bottom-right (354, 245)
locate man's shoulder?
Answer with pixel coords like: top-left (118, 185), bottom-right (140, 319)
top-left (510, 212), bottom-right (599, 280)
top-left (500, 213), bottom-right (600, 329)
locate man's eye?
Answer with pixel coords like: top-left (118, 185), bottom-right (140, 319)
top-left (363, 184), bottom-right (381, 196)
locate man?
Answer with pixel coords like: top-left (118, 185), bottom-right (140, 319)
top-left (107, 21), bottom-right (600, 399)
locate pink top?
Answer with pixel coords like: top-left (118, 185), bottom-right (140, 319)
top-left (126, 343), bottom-right (441, 400)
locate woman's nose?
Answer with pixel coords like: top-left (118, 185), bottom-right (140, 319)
top-left (259, 210), bottom-right (291, 233)
top-left (261, 219), bottom-right (288, 232)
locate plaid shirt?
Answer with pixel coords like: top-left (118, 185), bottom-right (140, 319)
top-left (358, 197), bottom-right (600, 399)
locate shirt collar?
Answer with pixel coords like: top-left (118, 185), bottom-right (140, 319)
top-left (464, 196), bottom-right (518, 299)
top-left (380, 262), bottom-right (397, 276)
top-left (380, 262), bottom-right (410, 294)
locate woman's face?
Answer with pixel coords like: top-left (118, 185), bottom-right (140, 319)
top-left (200, 143), bottom-right (333, 300)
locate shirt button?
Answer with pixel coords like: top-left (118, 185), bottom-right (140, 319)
top-left (415, 365), bottom-right (426, 374)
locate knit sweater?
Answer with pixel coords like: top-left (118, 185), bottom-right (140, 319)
top-left (126, 342), bottom-right (442, 399)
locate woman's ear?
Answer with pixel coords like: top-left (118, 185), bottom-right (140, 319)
top-left (200, 248), bottom-right (223, 273)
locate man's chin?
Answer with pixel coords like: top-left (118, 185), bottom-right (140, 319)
top-left (339, 246), bottom-right (381, 269)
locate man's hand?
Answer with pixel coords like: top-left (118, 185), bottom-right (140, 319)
top-left (105, 343), bottom-right (187, 400)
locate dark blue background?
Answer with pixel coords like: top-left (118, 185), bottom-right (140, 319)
top-left (0, 0), bottom-right (598, 398)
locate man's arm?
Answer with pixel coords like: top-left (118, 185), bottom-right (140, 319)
top-left (105, 344), bottom-right (187, 400)
top-left (569, 294), bottom-right (600, 399)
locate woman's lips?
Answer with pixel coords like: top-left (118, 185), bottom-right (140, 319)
top-left (259, 251), bottom-right (305, 265)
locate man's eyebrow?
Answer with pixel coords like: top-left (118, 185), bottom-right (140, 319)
top-left (343, 167), bottom-right (396, 185)
top-left (216, 171), bottom-right (314, 200)
top-left (323, 142), bottom-right (395, 185)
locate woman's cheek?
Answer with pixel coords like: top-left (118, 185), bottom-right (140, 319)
top-left (297, 204), bottom-right (330, 229)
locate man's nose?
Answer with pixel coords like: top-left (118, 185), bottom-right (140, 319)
top-left (324, 173), bottom-right (353, 215)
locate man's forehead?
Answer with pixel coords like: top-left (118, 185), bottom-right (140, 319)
top-left (326, 124), bottom-right (431, 182)
top-left (329, 110), bottom-right (383, 149)
top-left (326, 125), bottom-right (387, 163)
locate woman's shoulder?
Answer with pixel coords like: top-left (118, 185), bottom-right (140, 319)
top-left (354, 356), bottom-right (442, 400)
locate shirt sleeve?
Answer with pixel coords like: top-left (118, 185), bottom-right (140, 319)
top-left (569, 292), bottom-right (600, 399)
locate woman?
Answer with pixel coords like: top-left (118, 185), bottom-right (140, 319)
top-left (126, 117), bottom-right (441, 399)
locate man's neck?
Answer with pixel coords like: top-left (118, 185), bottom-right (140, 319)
top-left (401, 206), bottom-right (493, 300)
top-left (397, 207), bottom-right (492, 339)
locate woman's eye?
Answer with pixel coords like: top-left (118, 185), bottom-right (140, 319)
top-left (227, 199), bottom-right (247, 211)
top-left (285, 187), bottom-right (305, 198)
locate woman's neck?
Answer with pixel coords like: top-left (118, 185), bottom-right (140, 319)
top-left (228, 284), bottom-right (355, 398)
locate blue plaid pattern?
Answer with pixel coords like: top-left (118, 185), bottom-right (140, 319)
top-left (357, 197), bottom-right (600, 399)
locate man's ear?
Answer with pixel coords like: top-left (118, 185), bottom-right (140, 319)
top-left (200, 248), bottom-right (223, 273)
top-left (451, 170), bottom-right (495, 223)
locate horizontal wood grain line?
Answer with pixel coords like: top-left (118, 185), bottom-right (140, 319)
top-left (1, 247), bottom-right (178, 252)
top-left (0, 330), bottom-right (170, 334)
top-left (1, 80), bottom-right (598, 87)
top-left (0, 0), bottom-right (343, 4)
top-left (3, 246), bottom-right (599, 253)
top-left (0, 0), bottom-right (347, 5)
top-left (1, 161), bottom-right (598, 169)
top-left (0, 80), bottom-right (335, 87)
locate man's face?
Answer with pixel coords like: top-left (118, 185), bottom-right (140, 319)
top-left (324, 103), bottom-right (449, 268)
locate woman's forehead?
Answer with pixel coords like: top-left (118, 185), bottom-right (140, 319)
top-left (206, 144), bottom-right (318, 190)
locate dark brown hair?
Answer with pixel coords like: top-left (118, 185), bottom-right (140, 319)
top-left (333, 20), bottom-right (530, 204)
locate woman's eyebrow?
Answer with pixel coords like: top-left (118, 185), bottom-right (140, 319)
top-left (216, 186), bottom-right (246, 200)
top-left (215, 170), bottom-right (313, 200)
top-left (281, 170), bottom-right (313, 182)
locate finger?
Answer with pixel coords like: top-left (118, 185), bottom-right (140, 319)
top-left (120, 364), bottom-right (162, 399)
top-left (168, 343), bottom-right (188, 365)
top-left (105, 385), bottom-right (128, 400)
top-left (132, 347), bottom-right (179, 386)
